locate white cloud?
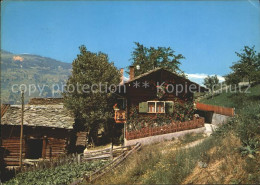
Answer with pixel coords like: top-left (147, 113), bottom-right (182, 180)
top-left (186, 73), bottom-right (225, 85)
top-left (187, 73), bottom-right (207, 79)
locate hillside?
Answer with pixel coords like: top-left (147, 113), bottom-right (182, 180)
top-left (93, 83), bottom-right (260, 184)
top-left (199, 83), bottom-right (260, 109)
top-left (0, 50), bottom-right (72, 104)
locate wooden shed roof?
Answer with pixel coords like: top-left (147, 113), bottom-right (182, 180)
top-left (1, 104), bottom-right (74, 129)
top-left (28, 98), bottom-right (64, 105)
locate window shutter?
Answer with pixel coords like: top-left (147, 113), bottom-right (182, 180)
top-left (166, 101), bottom-right (174, 114)
top-left (139, 102), bottom-right (148, 113)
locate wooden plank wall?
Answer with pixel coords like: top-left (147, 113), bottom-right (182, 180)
top-left (76, 132), bottom-right (87, 147)
top-left (0, 125), bottom-right (70, 166)
top-left (1, 137), bottom-right (67, 166)
top-left (1, 138), bottom-right (26, 166)
top-left (196, 103), bottom-right (235, 116)
top-left (46, 138), bottom-right (67, 159)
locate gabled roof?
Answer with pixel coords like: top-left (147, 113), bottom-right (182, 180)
top-left (126, 67), bottom-right (162, 84)
top-left (124, 67), bottom-right (207, 92)
top-left (1, 101), bottom-right (74, 129)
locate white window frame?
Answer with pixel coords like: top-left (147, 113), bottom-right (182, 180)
top-left (147, 101), bottom-right (166, 113)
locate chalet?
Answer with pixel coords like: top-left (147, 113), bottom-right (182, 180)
top-left (114, 67), bottom-right (207, 141)
top-left (0, 98), bottom-right (74, 167)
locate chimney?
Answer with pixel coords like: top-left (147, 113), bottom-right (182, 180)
top-left (120, 68), bottom-right (124, 85)
top-left (129, 66), bottom-right (135, 81)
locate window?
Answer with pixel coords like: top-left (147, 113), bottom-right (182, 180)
top-left (148, 102), bottom-right (156, 113)
top-left (157, 102), bottom-right (164, 113)
top-left (148, 101), bottom-right (165, 113)
top-left (139, 101), bottom-right (173, 113)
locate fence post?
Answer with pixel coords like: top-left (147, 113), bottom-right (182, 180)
top-left (77, 154), bottom-right (81, 164)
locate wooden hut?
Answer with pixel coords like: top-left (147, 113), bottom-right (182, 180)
top-left (0, 98), bottom-right (74, 167)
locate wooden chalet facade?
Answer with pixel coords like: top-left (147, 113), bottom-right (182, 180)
top-left (114, 67), bottom-right (207, 139)
top-left (0, 98), bottom-right (74, 167)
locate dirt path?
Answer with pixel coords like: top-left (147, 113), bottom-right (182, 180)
top-left (181, 138), bottom-right (206, 149)
top-left (162, 137), bottom-right (207, 154)
top-left (162, 124), bottom-right (217, 154)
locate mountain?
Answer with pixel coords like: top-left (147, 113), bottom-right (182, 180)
top-left (1, 50), bottom-right (72, 104)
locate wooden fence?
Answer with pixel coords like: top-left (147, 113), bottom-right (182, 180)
top-left (125, 117), bottom-right (205, 140)
top-left (71, 143), bottom-right (141, 185)
top-left (18, 144), bottom-right (136, 173)
top-left (196, 103), bottom-right (235, 116)
top-left (18, 153), bottom-right (82, 173)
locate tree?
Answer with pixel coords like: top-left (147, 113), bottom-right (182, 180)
top-left (63, 45), bottom-right (120, 144)
top-left (203, 75), bottom-right (219, 97)
top-left (253, 52), bottom-right (260, 83)
top-left (225, 72), bottom-right (240, 87)
top-left (129, 42), bottom-right (185, 76)
top-left (225, 46), bottom-right (260, 85)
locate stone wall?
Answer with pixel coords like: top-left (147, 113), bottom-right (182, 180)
top-left (196, 110), bottom-right (231, 125)
top-left (211, 113), bottom-right (231, 125)
top-left (124, 127), bottom-right (206, 146)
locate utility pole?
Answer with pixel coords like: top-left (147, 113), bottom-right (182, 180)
top-left (19, 90), bottom-right (24, 168)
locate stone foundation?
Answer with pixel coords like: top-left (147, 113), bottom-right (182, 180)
top-left (124, 127), bottom-right (206, 146)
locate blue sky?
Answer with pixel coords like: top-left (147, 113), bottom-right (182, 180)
top-left (1, 0), bottom-right (260, 83)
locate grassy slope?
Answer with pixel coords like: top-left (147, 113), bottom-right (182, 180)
top-left (94, 133), bottom-right (213, 184)
top-left (199, 84), bottom-right (260, 108)
top-left (93, 84), bottom-right (260, 185)
top-left (199, 91), bottom-right (234, 108)
top-left (94, 130), bottom-right (259, 184)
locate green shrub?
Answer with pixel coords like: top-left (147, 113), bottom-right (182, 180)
top-left (243, 157), bottom-right (259, 174)
top-left (211, 117), bottom-right (236, 137)
top-left (127, 100), bottom-right (195, 131)
top-left (230, 92), bottom-right (247, 108)
top-left (5, 160), bottom-right (108, 185)
top-left (236, 103), bottom-right (260, 156)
